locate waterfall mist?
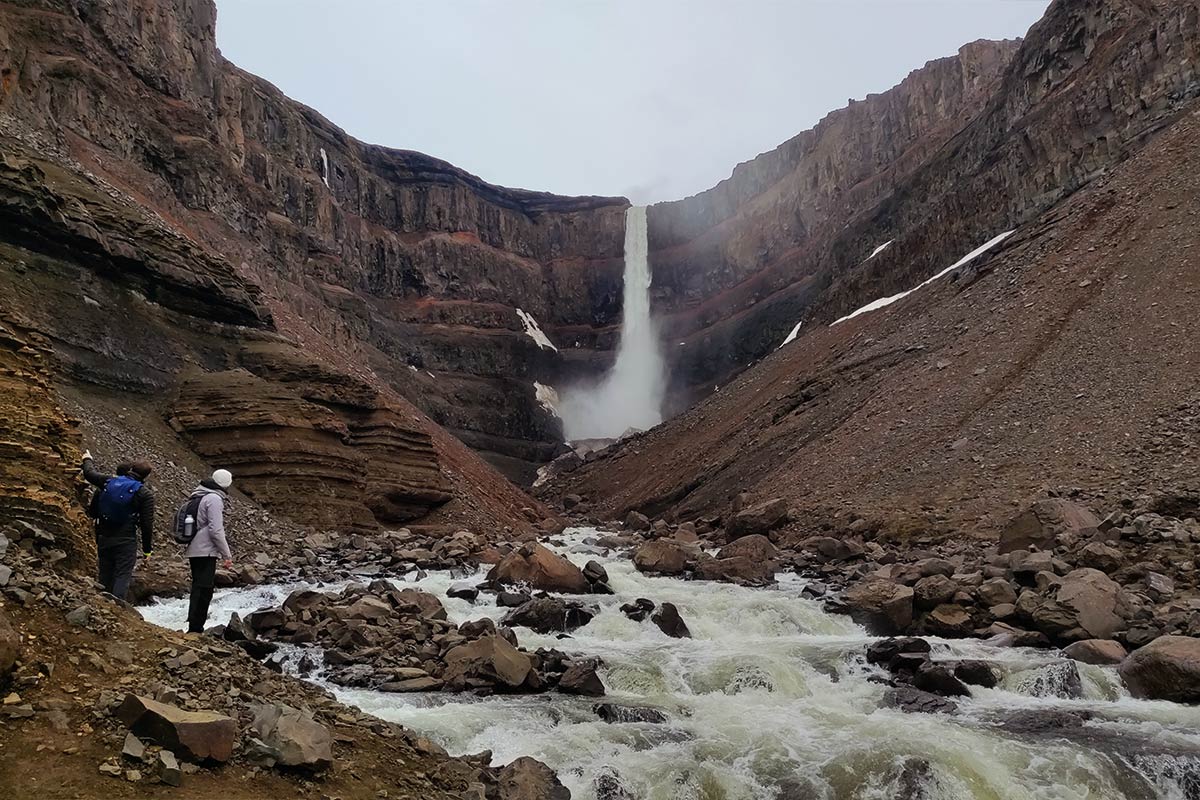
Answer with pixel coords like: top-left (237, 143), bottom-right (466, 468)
top-left (558, 206), bottom-right (666, 441)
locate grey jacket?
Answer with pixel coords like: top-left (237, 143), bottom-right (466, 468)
top-left (184, 484), bottom-right (232, 560)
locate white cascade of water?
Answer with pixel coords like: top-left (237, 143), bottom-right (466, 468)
top-left (558, 206), bottom-right (665, 440)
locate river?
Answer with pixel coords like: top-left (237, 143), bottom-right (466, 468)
top-left (140, 528), bottom-right (1200, 799)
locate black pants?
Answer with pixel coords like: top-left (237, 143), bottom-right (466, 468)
top-left (97, 538), bottom-right (138, 601)
top-left (187, 557), bottom-right (218, 633)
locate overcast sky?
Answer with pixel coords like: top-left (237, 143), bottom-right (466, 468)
top-left (215, 1), bottom-right (1050, 204)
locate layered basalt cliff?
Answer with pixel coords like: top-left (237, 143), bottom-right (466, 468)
top-left (647, 0), bottom-right (1200, 409)
top-left (0, 0), bottom-right (629, 481)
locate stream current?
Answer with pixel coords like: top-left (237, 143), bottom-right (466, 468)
top-left (141, 529), bottom-right (1200, 799)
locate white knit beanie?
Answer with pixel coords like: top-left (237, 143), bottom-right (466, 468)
top-left (212, 469), bottom-right (233, 489)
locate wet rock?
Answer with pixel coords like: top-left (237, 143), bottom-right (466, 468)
top-left (558, 659), bottom-right (605, 697)
top-left (624, 511), bottom-right (651, 531)
top-left (841, 578), bottom-right (914, 635)
top-left (487, 543), bottom-right (589, 594)
top-left (651, 602), bottom-right (691, 638)
top-left (115, 695), bottom-right (236, 763)
top-left (237, 639), bottom-right (278, 661)
top-left (912, 663), bottom-right (971, 697)
top-left (632, 540), bottom-right (693, 575)
top-left (496, 591), bottom-right (532, 608)
top-left (444, 635), bottom-right (533, 690)
top-left (1119, 636), bottom-right (1200, 703)
top-left (502, 597), bottom-right (596, 634)
top-left (222, 612), bottom-right (251, 642)
top-left (866, 637), bottom-right (931, 668)
top-left (952, 660), bottom-right (998, 688)
top-left (1000, 499), bottom-right (1101, 554)
top-left (726, 498), bottom-right (789, 541)
top-left (1017, 660), bottom-right (1083, 699)
top-left (448, 582), bottom-right (480, 602)
top-left (248, 703), bottom-right (334, 772)
top-left (495, 756), bottom-right (570, 800)
top-left (594, 767), bottom-right (633, 800)
top-left (379, 675), bottom-right (443, 692)
top-left (882, 686), bottom-right (957, 714)
top-left (620, 598), bottom-right (655, 623)
top-left (1063, 639), bottom-right (1128, 665)
top-left (593, 703), bottom-right (667, 724)
top-left (582, 560), bottom-right (609, 587)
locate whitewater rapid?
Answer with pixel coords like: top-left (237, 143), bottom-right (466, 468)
top-left (141, 530), bottom-right (1200, 799)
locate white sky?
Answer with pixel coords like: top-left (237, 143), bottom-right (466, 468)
top-left (215, 1), bottom-right (1050, 204)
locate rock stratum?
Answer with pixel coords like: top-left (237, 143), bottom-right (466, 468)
top-left (6, 0), bottom-right (1195, 486)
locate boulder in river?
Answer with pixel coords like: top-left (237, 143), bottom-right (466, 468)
top-left (443, 635), bottom-right (534, 690)
top-left (651, 602), bottom-right (691, 638)
top-left (448, 582), bottom-right (480, 602)
top-left (1063, 639), bottom-right (1128, 665)
top-left (558, 659), bottom-right (605, 697)
top-left (1119, 635), bottom-right (1200, 703)
top-left (487, 543), bottom-right (590, 594)
top-left (882, 686), bottom-right (958, 715)
top-left (620, 598), bottom-right (655, 622)
top-left (632, 540), bottom-right (693, 575)
top-left (841, 577), bottom-right (914, 635)
top-left (502, 597), bottom-right (596, 634)
top-left (952, 660), bottom-right (998, 688)
top-left (624, 511), bottom-right (650, 531)
top-left (912, 663), bottom-right (971, 697)
top-left (717, 534), bottom-right (777, 562)
top-left (695, 555), bottom-right (776, 585)
top-left (593, 703), bottom-right (668, 724)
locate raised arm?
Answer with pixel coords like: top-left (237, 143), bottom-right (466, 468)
top-left (81, 455), bottom-right (112, 488)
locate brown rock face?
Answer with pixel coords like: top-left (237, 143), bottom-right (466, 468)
top-left (1000, 500), bottom-right (1101, 554)
top-left (116, 694), bottom-right (237, 763)
top-left (443, 635), bottom-right (533, 690)
top-left (249, 703), bottom-right (335, 772)
top-left (168, 345), bottom-right (451, 531)
top-left (842, 578), bottom-right (915, 635)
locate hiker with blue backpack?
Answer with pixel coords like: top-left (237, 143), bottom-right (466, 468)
top-left (174, 469), bottom-right (235, 634)
top-left (81, 451), bottom-right (155, 601)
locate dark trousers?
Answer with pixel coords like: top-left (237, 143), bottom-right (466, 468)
top-left (97, 538), bottom-right (138, 601)
top-left (187, 557), bottom-right (218, 633)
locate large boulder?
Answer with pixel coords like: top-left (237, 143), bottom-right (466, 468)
top-left (249, 704), bottom-right (334, 772)
top-left (632, 540), bottom-right (692, 576)
top-left (726, 498), bottom-right (789, 541)
top-left (495, 756), bottom-right (571, 800)
top-left (1000, 499), bottom-right (1100, 554)
top-left (558, 660), bottom-right (605, 697)
top-left (1119, 636), bottom-right (1200, 703)
top-left (443, 635), bottom-right (533, 689)
top-left (116, 695), bottom-right (237, 762)
top-left (394, 588), bottom-right (448, 620)
top-left (717, 534), bottom-right (777, 562)
top-left (651, 603), bottom-right (691, 638)
top-left (841, 578), bottom-right (914, 635)
top-left (1016, 568), bottom-right (1128, 641)
top-left (695, 555), bottom-right (775, 585)
top-left (1063, 639), bottom-right (1128, 665)
top-left (487, 543), bottom-right (589, 594)
top-left (502, 597), bottom-right (596, 634)
top-left (0, 608), bottom-right (18, 677)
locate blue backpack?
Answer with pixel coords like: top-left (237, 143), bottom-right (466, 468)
top-left (96, 475), bottom-right (142, 528)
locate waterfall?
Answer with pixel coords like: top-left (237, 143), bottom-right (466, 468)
top-left (558, 205), bottom-right (666, 440)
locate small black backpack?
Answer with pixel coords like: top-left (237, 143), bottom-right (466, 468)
top-left (172, 495), bottom-right (205, 545)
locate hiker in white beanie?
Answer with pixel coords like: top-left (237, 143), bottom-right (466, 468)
top-left (182, 468), bottom-right (234, 633)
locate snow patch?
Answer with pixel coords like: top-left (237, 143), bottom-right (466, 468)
top-left (516, 308), bottom-right (558, 351)
top-left (534, 382), bottom-right (560, 416)
top-left (833, 231), bottom-right (1015, 326)
top-left (319, 148), bottom-right (330, 188)
top-left (866, 240), bottom-right (893, 261)
top-left (778, 321), bottom-right (803, 349)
